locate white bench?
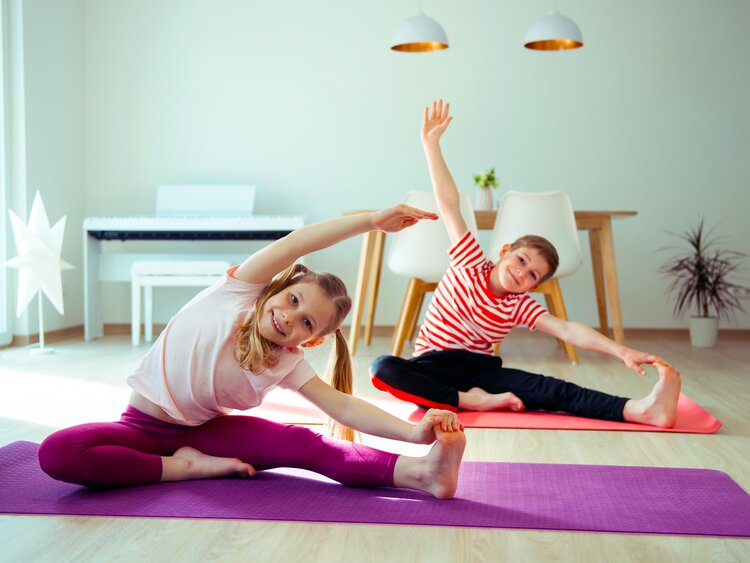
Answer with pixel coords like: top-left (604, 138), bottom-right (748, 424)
top-left (130, 260), bottom-right (231, 346)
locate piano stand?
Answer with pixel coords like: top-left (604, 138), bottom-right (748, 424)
top-left (83, 215), bottom-right (304, 340)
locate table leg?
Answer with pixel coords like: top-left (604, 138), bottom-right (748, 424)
top-left (599, 220), bottom-right (626, 345)
top-left (364, 231), bottom-right (385, 346)
top-left (348, 232), bottom-right (375, 356)
top-left (588, 228), bottom-right (609, 337)
top-left (83, 232), bottom-right (103, 341)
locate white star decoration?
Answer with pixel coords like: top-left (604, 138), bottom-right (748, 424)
top-left (5, 192), bottom-right (74, 317)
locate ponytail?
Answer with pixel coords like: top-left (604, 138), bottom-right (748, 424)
top-left (326, 330), bottom-right (359, 442)
top-left (234, 263), bottom-right (357, 442)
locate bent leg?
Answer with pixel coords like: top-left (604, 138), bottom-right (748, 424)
top-left (38, 419), bottom-right (164, 487)
top-left (180, 415), bottom-right (399, 488)
top-left (370, 354), bottom-right (459, 410)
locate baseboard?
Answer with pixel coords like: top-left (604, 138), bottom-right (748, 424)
top-left (4, 324), bottom-right (749, 349)
top-left (6, 323), bottom-right (167, 348)
top-left (11, 325), bottom-right (85, 347)
top-left (342, 326), bottom-right (750, 340)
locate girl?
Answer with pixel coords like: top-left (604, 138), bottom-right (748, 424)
top-left (39, 205), bottom-right (466, 500)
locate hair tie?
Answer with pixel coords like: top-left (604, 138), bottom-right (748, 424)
top-left (335, 328), bottom-right (341, 335)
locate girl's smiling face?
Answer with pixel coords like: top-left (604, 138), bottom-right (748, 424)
top-left (259, 282), bottom-right (336, 348)
top-left (491, 244), bottom-right (551, 295)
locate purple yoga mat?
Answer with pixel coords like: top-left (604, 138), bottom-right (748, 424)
top-left (2, 441), bottom-right (749, 537)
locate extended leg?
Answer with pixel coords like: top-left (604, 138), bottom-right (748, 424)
top-left (462, 364), bottom-right (629, 421)
top-left (180, 414), bottom-right (399, 488)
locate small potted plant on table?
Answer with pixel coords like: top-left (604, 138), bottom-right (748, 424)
top-left (473, 167), bottom-right (499, 211)
top-left (660, 219), bottom-right (746, 347)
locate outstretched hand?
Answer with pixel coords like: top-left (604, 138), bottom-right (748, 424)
top-left (412, 408), bottom-right (464, 444)
top-left (620, 347), bottom-right (666, 376)
top-left (371, 204), bottom-right (438, 233)
top-left (422, 99), bottom-right (453, 145)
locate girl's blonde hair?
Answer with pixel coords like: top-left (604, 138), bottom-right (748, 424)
top-left (234, 263), bottom-right (357, 441)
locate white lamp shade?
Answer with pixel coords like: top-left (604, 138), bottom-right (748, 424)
top-left (524, 11), bottom-right (583, 51)
top-left (390, 14), bottom-right (449, 52)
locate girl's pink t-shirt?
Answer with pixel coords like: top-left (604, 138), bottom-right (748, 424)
top-left (127, 267), bottom-right (316, 425)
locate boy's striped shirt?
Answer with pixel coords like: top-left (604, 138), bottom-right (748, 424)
top-left (413, 231), bottom-right (547, 357)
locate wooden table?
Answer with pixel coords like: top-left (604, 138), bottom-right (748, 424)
top-left (346, 210), bottom-right (637, 355)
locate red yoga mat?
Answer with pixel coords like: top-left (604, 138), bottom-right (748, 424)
top-left (252, 389), bottom-right (721, 433)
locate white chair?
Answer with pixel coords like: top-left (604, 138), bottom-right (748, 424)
top-left (488, 190), bottom-right (583, 363)
top-left (387, 191), bottom-right (478, 357)
top-left (131, 260), bottom-right (231, 346)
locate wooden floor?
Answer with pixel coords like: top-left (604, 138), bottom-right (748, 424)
top-left (1, 330), bottom-right (749, 562)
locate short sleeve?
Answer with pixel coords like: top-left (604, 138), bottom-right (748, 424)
top-left (513, 295), bottom-right (548, 330)
top-left (277, 357), bottom-right (317, 391)
top-left (448, 231), bottom-right (486, 269)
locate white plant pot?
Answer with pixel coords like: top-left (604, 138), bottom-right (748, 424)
top-left (689, 316), bottom-right (718, 347)
top-left (475, 188), bottom-right (494, 211)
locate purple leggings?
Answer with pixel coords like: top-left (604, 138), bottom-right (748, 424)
top-left (38, 405), bottom-right (398, 489)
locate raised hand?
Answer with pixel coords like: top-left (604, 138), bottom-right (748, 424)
top-left (371, 204), bottom-right (438, 233)
top-left (421, 99), bottom-right (453, 145)
top-left (412, 408), bottom-right (464, 444)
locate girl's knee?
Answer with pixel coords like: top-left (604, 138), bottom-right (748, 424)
top-left (38, 429), bottom-right (86, 483)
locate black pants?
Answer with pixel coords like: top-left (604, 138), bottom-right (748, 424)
top-left (370, 350), bottom-right (629, 422)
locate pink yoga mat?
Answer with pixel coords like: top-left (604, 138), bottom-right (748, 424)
top-left (1, 441), bottom-right (748, 537)
top-left (253, 390), bottom-right (721, 433)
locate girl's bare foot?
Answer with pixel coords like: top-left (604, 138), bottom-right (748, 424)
top-left (161, 446), bottom-right (256, 482)
top-left (393, 426), bottom-right (466, 499)
top-left (622, 361), bottom-right (682, 427)
top-left (458, 387), bottom-right (525, 412)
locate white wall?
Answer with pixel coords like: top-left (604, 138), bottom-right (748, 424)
top-left (5, 0), bottom-right (84, 335)
top-left (24, 0), bottom-right (750, 331)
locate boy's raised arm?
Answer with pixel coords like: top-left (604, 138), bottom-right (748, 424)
top-left (422, 100), bottom-right (468, 245)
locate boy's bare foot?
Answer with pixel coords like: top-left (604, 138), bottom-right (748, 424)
top-left (622, 361), bottom-right (682, 427)
top-left (161, 446), bottom-right (256, 482)
top-left (458, 387), bottom-right (525, 412)
top-left (393, 426), bottom-right (466, 499)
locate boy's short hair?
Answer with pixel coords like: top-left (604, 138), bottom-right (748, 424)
top-left (510, 235), bottom-right (559, 284)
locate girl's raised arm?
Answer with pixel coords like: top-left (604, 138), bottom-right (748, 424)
top-left (234, 205), bottom-right (438, 284)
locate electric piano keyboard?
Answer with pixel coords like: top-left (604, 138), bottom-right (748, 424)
top-left (83, 215), bottom-right (305, 241)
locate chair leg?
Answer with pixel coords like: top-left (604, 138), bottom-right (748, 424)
top-left (364, 231), bottom-right (385, 346)
top-left (541, 289), bottom-right (567, 351)
top-left (144, 284), bottom-right (153, 343)
top-left (408, 282), bottom-right (437, 342)
top-left (546, 280), bottom-right (579, 363)
top-left (408, 292), bottom-right (425, 342)
top-left (131, 275), bottom-right (141, 346)
top-left (391, 278), bottom-right (422, 357)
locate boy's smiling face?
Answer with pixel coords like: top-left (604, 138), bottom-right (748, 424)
top-left (490, 244), bottom-right (551, 295)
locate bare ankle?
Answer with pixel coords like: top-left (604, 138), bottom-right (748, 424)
top-left (392, 428), bottom-right (466, 499)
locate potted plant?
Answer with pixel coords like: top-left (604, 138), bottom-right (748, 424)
top-left (660, 218), bottom-right (746, 347)
top-left (473, 167), bottom-right (500, 211)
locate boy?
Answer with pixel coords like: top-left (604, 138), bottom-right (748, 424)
top-left (370, 100), bottom-right (681, 427)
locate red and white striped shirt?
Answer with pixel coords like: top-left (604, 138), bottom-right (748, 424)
top-left (413, 231), bottom-right (547, 357)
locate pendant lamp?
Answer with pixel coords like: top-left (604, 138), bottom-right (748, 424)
top-left (390, 7), bottom-right (449, 52)
top-left (524, 9), bottom-right (583, 51)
